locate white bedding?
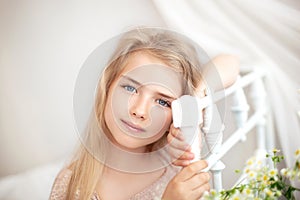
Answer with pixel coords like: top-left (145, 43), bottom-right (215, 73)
top-left (0, 160), bottom-right (64, 200)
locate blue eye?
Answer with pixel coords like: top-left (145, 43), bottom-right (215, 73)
top-left (124, 85), bottom-right (137, 93)
top-left (157, 99), bottom-right (171, 107)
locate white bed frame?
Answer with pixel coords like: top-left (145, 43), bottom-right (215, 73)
top-left (202, 69), bottom-right (273, 191)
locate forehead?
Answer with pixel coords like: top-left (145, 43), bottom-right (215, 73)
top-left (120, 52), bottom-right (184, 97)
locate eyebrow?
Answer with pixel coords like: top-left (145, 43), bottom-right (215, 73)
top-left (121, 75), bottom-right (141, 86)
top-left (121, 75), bottom-right (176, 100)
top-left (156, 92), bottom-right (176, 101)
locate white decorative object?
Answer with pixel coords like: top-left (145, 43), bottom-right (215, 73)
top-left (172, 95), bottom-right (211, 162)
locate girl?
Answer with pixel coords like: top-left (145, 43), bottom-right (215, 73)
top-left (50, 27), bottom-right (239, 200)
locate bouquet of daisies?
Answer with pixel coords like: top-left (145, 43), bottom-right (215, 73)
top-left (203, 149), bottom-right (300, 200)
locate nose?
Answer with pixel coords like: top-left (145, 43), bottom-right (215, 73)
top-left (129, 95), bottom-right (150, 120)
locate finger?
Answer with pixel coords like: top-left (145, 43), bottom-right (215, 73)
top-left (176, 160), bottom-right (208, 181)
top-left (168, 125), bottom-right (191, 151)
top-left (168, 145), bottom-right (186, 160)
top-left (172, 159), bottom-right (190, 167)
top-left (168, 136), bottom-right (191, 151)
top-left (170, 124), bottom-right (185, 141)
top-left (190, 182), bottom-right (210, 200)
top-left (168, 145), bottom-right (194, 160)
top-left (187, 172), bottom-right (210, 190)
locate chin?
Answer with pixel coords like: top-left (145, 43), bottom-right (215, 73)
top-left (113, 136), bottom-right (147, 153)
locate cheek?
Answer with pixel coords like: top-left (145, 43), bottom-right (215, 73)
top-left (104, 95), bottom-right (114, 129)
top-left (104, 85), bottom-right (125, 128)
top-left (146, 106), bottom-right (172, 137)
top-left (111, 87), bottom-right (129, 117)
top-left (147, 109), bottom-right (172, 144)
top-left (108, 86), bottom-right (130, 123)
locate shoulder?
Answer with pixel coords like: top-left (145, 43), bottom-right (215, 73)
top-left (130, 165), bottom-right (181, 199)
top-left (49, 168), bottom-right (73, 200)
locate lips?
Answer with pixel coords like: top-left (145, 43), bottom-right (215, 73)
top-left (121, 119), bottom-right (146, 133)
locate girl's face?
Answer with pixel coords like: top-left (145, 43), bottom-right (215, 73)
top-left (104, 52), bottom-right (184, 153)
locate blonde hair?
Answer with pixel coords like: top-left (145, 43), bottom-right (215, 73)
top-left (65, 27), bottom-right (204, 199)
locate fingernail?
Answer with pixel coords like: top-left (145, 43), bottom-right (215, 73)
top-left (178, 134), bottom-right (185, 141)
top-left (188, 153), bottom-right (194, 159)
top-left (183, 160), bottom-right (190, 166)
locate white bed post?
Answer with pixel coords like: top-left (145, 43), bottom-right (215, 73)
top-left (229, 79), bottom-right (250, 187)
top-left (202, 103), bottom-right (225, 192)
top-left (250, 77), bottom-right (268, 162)
top-left (231, 80), bottom-right (249, 135)
top-left (209, 150), bottom-right (226, 191)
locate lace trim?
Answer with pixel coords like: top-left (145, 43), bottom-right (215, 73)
top-left (50, 166), bottom-right (178, 200)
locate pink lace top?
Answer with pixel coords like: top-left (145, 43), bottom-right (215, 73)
top-left (50, 166), bottom-right (179, 200)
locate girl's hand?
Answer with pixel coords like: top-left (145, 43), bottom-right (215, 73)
top-left (162, 160), bottom-right (210, 200)
top-left (167, 124), bottom-right (195, 167)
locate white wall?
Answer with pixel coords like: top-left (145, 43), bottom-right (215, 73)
top-left (0, 0), bottom-right (165, 177)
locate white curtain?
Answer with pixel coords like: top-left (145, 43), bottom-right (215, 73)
top-left (152, 0), bottom-right (300, 169)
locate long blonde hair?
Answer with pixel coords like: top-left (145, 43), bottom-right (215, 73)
top-left (66, 27), bottom-right (204, 199)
